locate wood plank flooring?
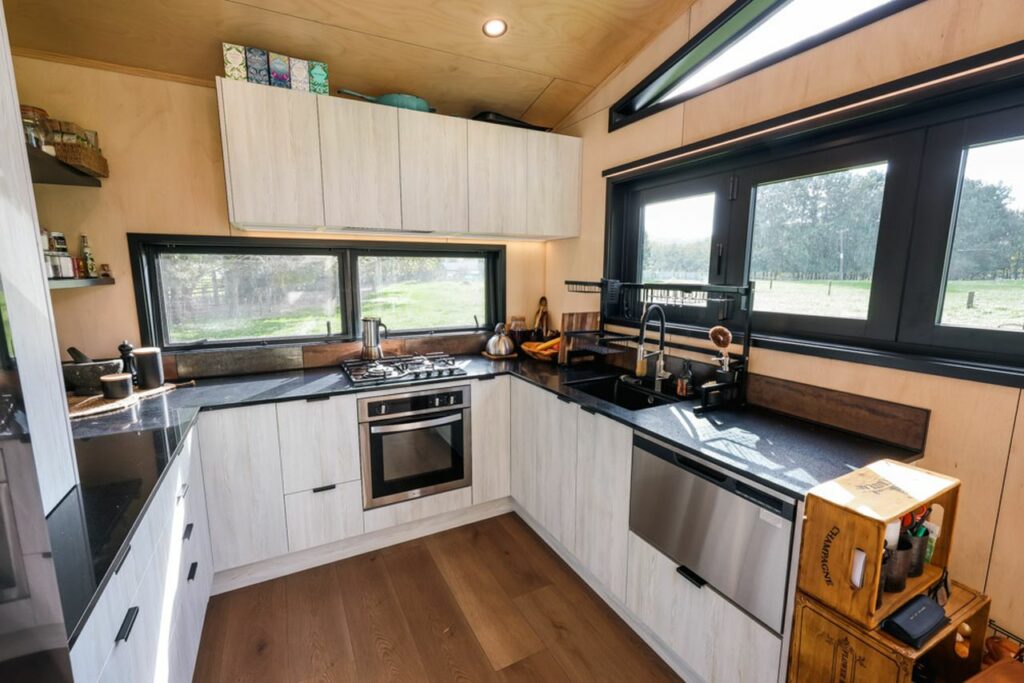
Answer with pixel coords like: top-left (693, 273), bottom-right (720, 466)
top-left (193, 512), bottom-right (681, 682)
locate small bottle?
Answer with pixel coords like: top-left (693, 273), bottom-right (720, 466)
top-left (80, 234), bottom-right (98, 278)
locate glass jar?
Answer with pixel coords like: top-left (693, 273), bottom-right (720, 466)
top-left (508, 316), bottom-right (528, 349)
top-left (20, 105), bottom-right (47, 149)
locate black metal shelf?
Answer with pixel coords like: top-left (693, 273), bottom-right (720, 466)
top-left (26, 144), bottom-right (101, 187)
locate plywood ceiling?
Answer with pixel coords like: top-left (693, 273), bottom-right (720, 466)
top-left (3, 0), bottom-right (695, 128)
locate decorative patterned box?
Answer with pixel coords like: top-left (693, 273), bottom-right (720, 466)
top-left (245, 47), bottom-right (269, 85)
top-left (309, 60), bottom-right (329, 94)
top-left (222, 43), bottom-right (246, 81)
top-left (269, 52), bottom-right (290, 88)
top-left (290, 58), bottom-right (310, 91)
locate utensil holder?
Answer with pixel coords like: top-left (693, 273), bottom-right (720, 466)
top-left (907, 532), bottom-right (930, 577)
top-left (883, 535), bottom-right (913, 593)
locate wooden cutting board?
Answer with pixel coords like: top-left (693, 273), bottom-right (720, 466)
top-left (558, 311), bottom-right (600, 365)
top-left (67, 382), bottom-right (190, 419)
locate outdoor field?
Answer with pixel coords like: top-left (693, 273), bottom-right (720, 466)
top-left (753, 278), bottom-right (1024, 331)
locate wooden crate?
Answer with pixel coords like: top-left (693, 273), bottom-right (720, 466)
top-left (789, 584), bottom-right (990, 683)
top-left (798, 459), bottom-right (960, 629)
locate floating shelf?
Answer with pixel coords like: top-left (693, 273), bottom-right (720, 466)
top-left (26, 144), bottom-right (102, 187)
top-left (48, 277), bottom-right (115, 290)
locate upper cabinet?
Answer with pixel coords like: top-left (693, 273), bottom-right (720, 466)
top-left (319, 95), bottom-right (402, 231)
top-left (215, 78), bottom-right (580, 239)
top-left (216, 78), bottom-right (324, 229)
top-left (468, 120), bottom-right (527, 235)
top-left (527, 130), bottom-right (581, 238)
top-left (399, 108), bottom-right (469, 232)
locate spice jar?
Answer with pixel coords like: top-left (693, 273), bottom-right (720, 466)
top-left (20, 105), bottom-right (47, 149)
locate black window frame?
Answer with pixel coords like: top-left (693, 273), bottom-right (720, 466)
top-left (128, 234), bottom-right (505, 351)
top-left (603, 46), bottom-right (1024, 384)
top-left (609, 0), bottom-right (925, 131)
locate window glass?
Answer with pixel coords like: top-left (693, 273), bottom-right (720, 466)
top-left (0, 285), bottom-right (13, 364)
top-left (938, 138), bottom-right (1024, 333)
top-left (157, 252), bottom-right (343, 344)
top-left (659, 0), bottom-right (895, 103)
top-left (358, 255), bottom-right (487, 331)
top-left (748, 162), bottom-right (888, 319)
top-left (640, 192), bottom-right (716, 283)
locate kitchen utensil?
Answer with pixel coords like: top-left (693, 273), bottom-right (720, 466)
top-left (360, 317), bottom-right (388, 361)
top-left (118, 340), bottom-right (137, 384)
top-left (485, 323), bottom-right (516, 357)
top-left (62, 358), bottom-right (123, 395)
top-left (134, 347), bottom-right (165, 390)
top-left (100, 373), bottom-right (133, 400)
top-left (339, 89), bottom-right (430, 112)
top-left (532, 297), bottom-right (549, 337)
top-left (907, 532), bottom-right (929, 577)
top-left (66, 347), bottom-right (92, 363)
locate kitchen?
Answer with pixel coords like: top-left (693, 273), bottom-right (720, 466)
top-left (1, 1), bottom-right (1023, 682)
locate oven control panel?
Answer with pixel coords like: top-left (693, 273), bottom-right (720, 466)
top-left (365, 389), bottom-right (466, 419)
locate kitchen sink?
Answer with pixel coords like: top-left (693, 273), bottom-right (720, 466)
top-left (566, 375), bottom-right (678, 411)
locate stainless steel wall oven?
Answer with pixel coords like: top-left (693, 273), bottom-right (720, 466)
top-left (358, 385), bottom-right (472, 510)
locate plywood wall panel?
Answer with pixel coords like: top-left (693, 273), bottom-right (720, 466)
top-left (984, 392), bottom-right (1024, 636)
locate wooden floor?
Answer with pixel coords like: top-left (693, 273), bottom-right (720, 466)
top-left (193, 512), bottom-right (681, 682)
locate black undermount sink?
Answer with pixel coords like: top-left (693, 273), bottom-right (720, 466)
top-left (566, 375), bottom-right (679, 411)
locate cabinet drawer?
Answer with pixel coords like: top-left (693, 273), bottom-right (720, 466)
top-left (285, 481), bottom-right (364, 551)
top-left (363, 487), bottom-right (471, 533)
top-left (626, 532), bottom-right (781, 683)
top-left (276, 395), bottom-right (360, 494)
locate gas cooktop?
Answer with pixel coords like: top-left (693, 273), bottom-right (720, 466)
top-left (341, 353), bottom-right (468, 386)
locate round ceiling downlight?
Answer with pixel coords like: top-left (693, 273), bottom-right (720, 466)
top-left (482, 18), bottom-right (508, 38)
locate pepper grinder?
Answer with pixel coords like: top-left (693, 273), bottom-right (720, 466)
top-left (118, 340), bottom-right (138, 385)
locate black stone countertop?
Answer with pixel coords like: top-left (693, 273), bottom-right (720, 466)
top-left (75, 355), bottom-right (919, 501)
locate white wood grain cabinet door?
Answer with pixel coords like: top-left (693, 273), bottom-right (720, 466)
top-left (575, 409), bottom-right (632, 601)
top-left (468, 120), bottom-right (528, 235)
top-left (526, 131), bottom-right (581, 238)
top-left (197, 404), bottom-right (288, 571)
top-left (217, 77), bottom-right (324, 229)
top-left (398, 108), bottom-right (468, 232)
top-left (471, 376), bottom-right (511, 503)
top-left (276, 395), bottom-right (360, 494)
top-left (318, 96), bottom-right (402, 230)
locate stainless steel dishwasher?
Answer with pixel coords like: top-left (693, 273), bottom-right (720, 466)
top-left (630, 435), bottom-right (796, 634)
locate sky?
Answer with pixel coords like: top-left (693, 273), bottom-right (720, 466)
top-left (963, 137), bottom-right (1024, 211)
top-left (643, 192), bottom-right (716, 243)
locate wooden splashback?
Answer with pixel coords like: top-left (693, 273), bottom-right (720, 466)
top-left (747, 374), bottom-right (930, 452)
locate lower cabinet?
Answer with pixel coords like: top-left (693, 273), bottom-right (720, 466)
top-left (197, 404), bottom-right (288, 571)
top-left (471, 376), bottom-right (511, 504)
top-left (80, 429), bottom-right (214, 683)
top-left (363, 487), bottom-right (472, 534)
top-left (574, 408), bottom-right (632, 602)
top-left (285, 481), bottom-right (364, 552)
top-left (626, 532), bottom-right (782, 683)
top-left (510, 378), bottom-right (578, 550)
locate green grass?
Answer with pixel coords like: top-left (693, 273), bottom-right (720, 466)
top-left (168, 306), bottom-right (341, 343)
top-left (754, 278), bottom-right (1024, 331)
top-left (0, 290), bottom-right (13, 361)
top-left (165, 279), bottom-right (485, 343)
top-left (361, 280), bottom-right (485, 330)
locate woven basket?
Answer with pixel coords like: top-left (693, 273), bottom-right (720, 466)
top-left (53, 142), bottom-right (109, 178)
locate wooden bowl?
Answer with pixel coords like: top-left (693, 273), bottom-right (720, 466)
top-left (521, 340), bottom-right (560, 363)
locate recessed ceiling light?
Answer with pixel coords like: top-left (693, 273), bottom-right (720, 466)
top-left (482, 18), bottom-right (508, 38)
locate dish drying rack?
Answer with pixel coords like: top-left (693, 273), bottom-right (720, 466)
top-left (564, 279), bottom-right (755, 412)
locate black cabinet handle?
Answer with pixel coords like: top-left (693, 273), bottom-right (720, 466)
top-left (581, 405), bottom-right (598, 415)
top-left (113, 544), bottom-right (132, 574)
top-left (312, 484), bottom-right (336, 493)
top-left (676, 565), bottom-right (707, 589)
top-left (476, 374), bottom-right (496, 381)
top-left (183, 523), bottom-right (194, 541)
top-left (187, 562), bottom-right (198, 582)
top-left (115, 607), bottom-right (139, 643)
top-left (306, 395), bottom-right (331, 403)
top-left (556, 394), bottom-right (572, 404)
top-left (177, 482), bottom-right (189, 501)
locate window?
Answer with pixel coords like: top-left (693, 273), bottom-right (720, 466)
top-left (938, 138), bottom-right (1024, 333)
top-left (0, 285), bottom-right (13, 368)
top-left (358, 255), bottom-right (488, 331)
top-left (129, 236), bottom-right (504, 350)
top-left (610, 0), bottom-right (923, 130)
top-left (748, 162), bottom-right (888, 319)
top-left (640, 192), bottom-right (717, 283)
top-left (157, 252), bottom-right (343, 344)
top-left (605, 63), bottom-right (1024, 377)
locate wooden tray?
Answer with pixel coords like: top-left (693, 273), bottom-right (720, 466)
top-left (68, 382), bottom-right (185, 419)
top-left (481, 351), bottom-right (517, 361)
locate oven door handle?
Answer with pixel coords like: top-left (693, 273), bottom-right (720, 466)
top-left (370, 412), bottom-right (462, 435)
